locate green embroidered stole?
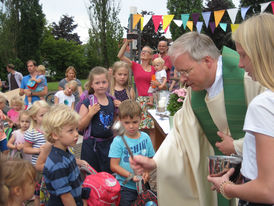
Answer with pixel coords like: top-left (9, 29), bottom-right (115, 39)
top-left (191, 46), bottom-right (247, 155)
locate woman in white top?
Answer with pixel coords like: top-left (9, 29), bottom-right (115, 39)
top-left (207, 13), bottom-right (274, 205)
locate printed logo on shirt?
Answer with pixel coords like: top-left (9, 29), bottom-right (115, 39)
top-left (99, 111), bottom-right (113, 130)
top-left (123, 139), bottom-right (148, 163)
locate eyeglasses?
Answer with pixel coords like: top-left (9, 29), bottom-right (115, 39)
top-left (141, 50), bottom-right (151, 54)
top-left (179, 67), bottom-right (193, 77)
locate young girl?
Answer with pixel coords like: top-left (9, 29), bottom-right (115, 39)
top-left (7, 111), bottom-right (31, 161)
top-left (7, 96), bottom-right (24, 127)
top-left (23, 100), bottom-right (49, 206)
top-left (54, 80), bottom-right (78, 109)
top-left (1, 159), bottom-right (36, 206)
top-left (110, 61), bottom-right (135, 107)
top-left (79, 66), bottom-right (116, 173)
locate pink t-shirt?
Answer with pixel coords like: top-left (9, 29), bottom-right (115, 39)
top-left (131, 61), bottom-right (155, 96)
top-left (7, 109), bottom-right (20, 123)
top-left (153, 54), bottom-right (172, 81)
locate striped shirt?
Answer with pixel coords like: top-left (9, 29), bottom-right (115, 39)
top-left (24, 129), bottom-right (46, 165)
top-left (43, 146), bottom-right (82, 206)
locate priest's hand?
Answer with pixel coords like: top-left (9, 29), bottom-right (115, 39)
top-left (216, 131), bottom-right (236, 155)
top-left (129, 155), bottom-right (156, 175)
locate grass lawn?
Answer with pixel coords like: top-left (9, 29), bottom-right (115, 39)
top-left (47, 79), bottom-right (87, 92)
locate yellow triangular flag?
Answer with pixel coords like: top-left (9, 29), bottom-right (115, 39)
top-left (140, 17), bottom-right (144, 31)
top-left (132, 14), bottom-right (142, 29)
top-left (231, 24), bottom-right (240, 33)
top-left (162, 15), bottom-right (174, 32)
top-left (214, 10), bottom-right (225, 27)
top-left (186, 21), bottom-right (193, 31)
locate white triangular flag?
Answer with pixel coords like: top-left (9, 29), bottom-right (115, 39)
top-left (227, 8), bottom-right (238, 24)
top-left (260, 2), bottom-right (271, 13)
top-left (143, 15), bottom-right (152, 28)
top-left (173, 19), bottom-right (183, 27)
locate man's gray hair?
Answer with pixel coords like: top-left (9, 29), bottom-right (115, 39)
top-left (168, 32), bottom-right (220, 61)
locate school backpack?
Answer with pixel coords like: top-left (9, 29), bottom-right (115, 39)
top-left (75, 90), bottom-right (117, 139)
top-left (80, 164), bottom-right (121, 206)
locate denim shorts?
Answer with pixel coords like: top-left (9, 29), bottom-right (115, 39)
top-left (120, 186), bottom-right (138, 206)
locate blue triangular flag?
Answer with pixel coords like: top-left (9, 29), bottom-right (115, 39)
top-left (202, 11), bottom-right (211, 28)
top-left (219, 23), bottom-right (227, 32)
top-left (241, 6), bottom-right (250, 20)
top-left (196, 21), bottom-right (203, 33)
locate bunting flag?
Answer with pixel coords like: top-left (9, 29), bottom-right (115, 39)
top-left (152, 15), bottom-right (163, 33)
top-left (220, 23), bottom-right (227, 32)
top-left (272, 1), bottom-right (274, 14)
top-left (181, 14), bottom-right (190, 29)
top-left (140, 17), bottom-right (144, 31)
top-left (260, 2), bottom-right (271, 13)
top-left (241, 6), bottom-right (251, 20)
top-left (210, 22), bottom-right (216, 33)
top-left (132, 14), bottom-right (142, 29)
top-left (163, 15), bottom-right (174, 33)
top-left (231, 24), bottom-right (240, 33)
top-left (143, 15), bottom-right (152, 28)
top-left (192, 13), bottom-right (200, 26)
top-left (227, 8), bottom-right (238, 24)
top-left (196, 21), bottom-right (203, 33)
top-left (214, 10), bottom-right (225, 27)
top-left (186, 21), bottom-right (193, 31)
top-left (173, 19), bottom-right (183, 27)
top-left (202, 11), bottom-right (211, 28)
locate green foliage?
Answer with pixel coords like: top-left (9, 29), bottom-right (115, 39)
top-left (240, 0), bottom-right (272, 17)
top-left (203, 0), bottom-right (236, 50)
top-left (51, 15), bottom-right (82, 44)
top-left (167, 0), bottom-right (203, 40)
top-left (40, 28), bottom-right (89, 80)
top-left (167, 93), bottom-right (183, 116)
top-left (87, 0), bottom-right (123, 68)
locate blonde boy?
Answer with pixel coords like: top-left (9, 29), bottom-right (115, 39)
top-left (42, 104), bottom-right (83, 206)
top-left (54, 80), bottom-right (78, 109)
top-left (109, 99), bottom-right (155, 205)
top-left (27, 65), bottom-right (47, 108)
top-left (148, 57), bottom-right (167, 105)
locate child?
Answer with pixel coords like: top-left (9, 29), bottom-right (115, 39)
top-left (109, 99), bottom-right (155, 205)
top-left (147, 57), bottom-right (167, 106)
top-left (27, 65), bottom-right (47, 109)
top-left (42, 104), bottom-right (83, 205)
top-left (79, 66), bottom-right (116, 173)
top-left (7, 95), bottom-right (24, 127)
top-left (1, 159), bottom-right (36, 206)
top-left (0, 95), bottom-right (11, 156)
top-left (23, 100), bottom-right (49, 206)
top-left (54, 80), bottom-right (78, 109)
top-left (7, 110), bottom-right (32, 161)
top-left (110, 61), bottom-right (135, 108)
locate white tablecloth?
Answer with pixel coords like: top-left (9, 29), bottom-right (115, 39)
top-left (148, 109), bottom-right (170, 134)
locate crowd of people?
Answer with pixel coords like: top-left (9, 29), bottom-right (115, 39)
top-left (0, 13), bottom-right (273, 206)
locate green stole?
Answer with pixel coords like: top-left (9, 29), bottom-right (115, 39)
top-left (191, 47), bottom-right (247, 206)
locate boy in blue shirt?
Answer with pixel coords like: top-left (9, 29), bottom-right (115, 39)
top-left (109, 99), bottom-right (155, 206)
top-left (42, 104), bottom-right (84, 206)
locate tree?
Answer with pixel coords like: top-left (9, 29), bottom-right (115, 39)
top-left (87, 0), bottom-right (123, 67)
top-left (167, 0), bottom-right (203, 40)
top-left (240, 0), bottom-right (272, 17)
top-left (203, 0), bottom-right (235, 50)
top-left (51, 15), bottom-right (82, 45)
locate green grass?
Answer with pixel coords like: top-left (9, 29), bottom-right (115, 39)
top-left (47, 79), bottom-right (87, 92)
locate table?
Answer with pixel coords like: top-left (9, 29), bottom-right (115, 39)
top-left (148, 109), bottom-right (170, 151)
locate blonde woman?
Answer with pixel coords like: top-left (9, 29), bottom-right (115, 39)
top-left (208, 13), bottom-right (274, 205)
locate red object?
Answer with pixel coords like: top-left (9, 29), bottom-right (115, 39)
top-left (151, 74), bottom-right (156, 89)
top-left (81, 164), bottom-right (121, 206)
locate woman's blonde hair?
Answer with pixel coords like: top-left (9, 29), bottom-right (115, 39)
top-left (65, 66), bottom-right (76, 78)
top-left (1, 159), bottom-right (36, 201)
top-left (232, 13), bottom-right (274, 91)
top-left (84, 66), bottom-right (109, 94)
top-left (109, 61), bottom-right (132, 98)
top-left (42, 104), bottom-right (79, 143)
top-left (28, 100), bottom-right (50, 129)
top-left (9, 95), bottom-right (24, 109)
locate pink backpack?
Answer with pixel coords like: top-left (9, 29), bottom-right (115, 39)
top-left (81, 164), bottom-right (121, 206)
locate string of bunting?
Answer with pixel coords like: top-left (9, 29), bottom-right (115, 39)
top-left (132, 1), bottom-right (274, 34)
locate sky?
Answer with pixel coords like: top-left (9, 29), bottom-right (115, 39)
top-left (40, 0), bottom-right (240, 43)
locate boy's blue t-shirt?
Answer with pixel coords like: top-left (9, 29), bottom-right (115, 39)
top-left (108, 132), bottom-right (155, 190)
top-left (20, 74), bottom-right (48, 105)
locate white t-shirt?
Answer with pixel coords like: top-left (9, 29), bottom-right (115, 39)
top-left (241, 90), bottom-right (274, 180)
top-left (54, 90), bottom-right (75, 107)
top-left (155, 69), bottom-right (167, 84)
